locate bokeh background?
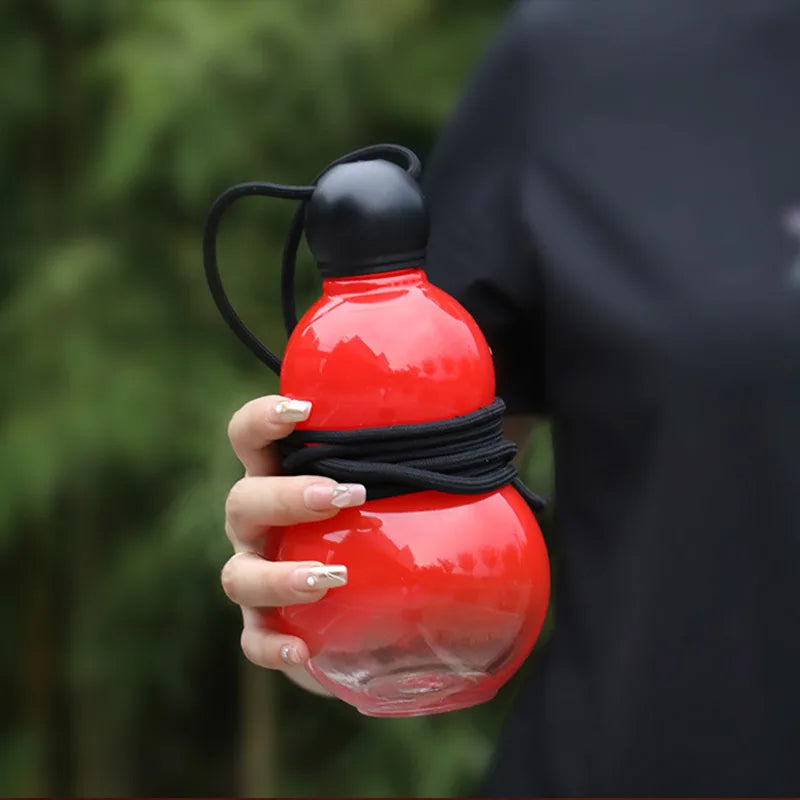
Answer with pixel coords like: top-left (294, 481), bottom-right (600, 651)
top-left (0, 1), bottom-right (555, 796)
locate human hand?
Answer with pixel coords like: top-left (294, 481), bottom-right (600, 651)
top-left (221, 395), bottom-right (366, 693)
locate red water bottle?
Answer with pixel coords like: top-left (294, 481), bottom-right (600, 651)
top-left (205, 148), bottom-right (550, 716)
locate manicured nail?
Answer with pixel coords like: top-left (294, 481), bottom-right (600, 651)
top-left (280, 643), bottom-right (303, 666)
top-left (332, 483), bottom-right (367, 507)
top-left (291, 564), bottom-right (348, 592)
top-left (303, 483), bottom-right (366, 511)
top-left (273, 398), bottom-right (312, 423)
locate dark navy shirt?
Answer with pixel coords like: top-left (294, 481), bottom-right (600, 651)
top-left (423, 1), bottom-right (800, 795)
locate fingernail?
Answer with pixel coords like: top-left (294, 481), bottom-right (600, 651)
top-left (280, 643), bottom-right (303, 666)
top-left (331, 483), bottom-right (367, 508)
top-left (291, 564), bottom-right (348, 592)
top-left (303, 483), bottom-right (366, 511)
top-left (273, 398), bottom-right (312, 423)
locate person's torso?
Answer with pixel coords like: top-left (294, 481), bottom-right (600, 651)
top-left (490, 1), bottom-right (800, 795)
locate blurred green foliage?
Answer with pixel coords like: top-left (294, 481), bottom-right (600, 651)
top-left (0, 1), bottom-right (553, 796)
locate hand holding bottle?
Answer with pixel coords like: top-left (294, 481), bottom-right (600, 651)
top-left (221, 393), bottom-right (365, 691)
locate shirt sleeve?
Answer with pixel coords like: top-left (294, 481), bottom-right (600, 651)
top-left (422, 1), bottom-right (547, 415)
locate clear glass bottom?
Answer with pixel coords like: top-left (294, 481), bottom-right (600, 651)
top-left (309, 658), bottom-right (497, 716)
top-left (359, 670), bottom-right (497, 716)
top-left (307, 635), bottom-right (514, 716)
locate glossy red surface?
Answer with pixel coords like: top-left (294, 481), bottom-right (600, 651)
top-left (273, 267), bottom-right (550, 716)
top-left (279, 269), bottom-right (495, 427)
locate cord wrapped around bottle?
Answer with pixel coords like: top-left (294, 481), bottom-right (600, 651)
top-left (279, 397), bottom-right (546, 510)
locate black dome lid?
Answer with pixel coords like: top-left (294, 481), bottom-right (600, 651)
top-left (304, 159), bottom-right (428, 278)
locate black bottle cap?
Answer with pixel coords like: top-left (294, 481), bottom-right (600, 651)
top-left (305, 159), bottom-right (428, 278)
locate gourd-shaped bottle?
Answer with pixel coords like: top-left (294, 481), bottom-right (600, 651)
top-left (270, 159), bottom-right (550, 716)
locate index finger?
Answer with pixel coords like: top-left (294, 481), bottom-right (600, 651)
top-left (227, 395), bottom-right (312, 476)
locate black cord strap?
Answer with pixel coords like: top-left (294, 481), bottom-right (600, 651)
top-left (280, 398), bottom-right (546, 510)
top-left (203, 144), bottom-right (421, 370)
